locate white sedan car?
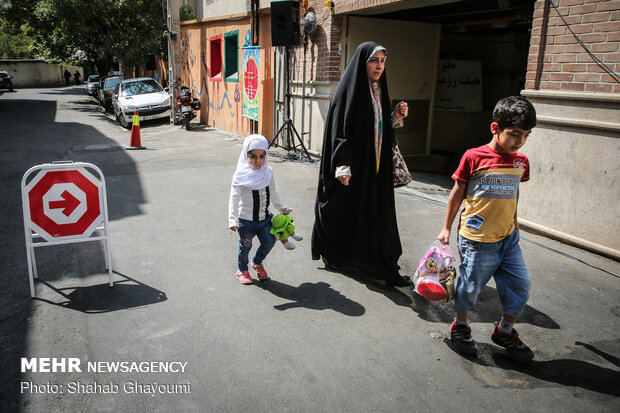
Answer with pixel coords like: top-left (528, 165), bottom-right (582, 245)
top-left (112, 77), bottom-right (171, 128)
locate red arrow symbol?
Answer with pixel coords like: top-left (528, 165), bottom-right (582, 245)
top-left (48, 190), bottom-right (80, 217)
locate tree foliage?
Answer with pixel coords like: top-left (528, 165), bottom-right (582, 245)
top-left (0, 17), bottom-right (37, 59)
top-left (1, 0), bottom-right (167, 75)
top-left (179, 5), bottom-right (196, 22)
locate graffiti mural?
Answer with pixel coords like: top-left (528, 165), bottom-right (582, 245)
top-left (179, 26), bottom-right (252, 134)
top-left (209, 91), bottom-right (235, 117)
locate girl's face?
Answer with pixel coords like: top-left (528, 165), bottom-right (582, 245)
top-left (366, 51), bottom-right (386, 81)
top-left (247, 149), bottom-right (266, 170)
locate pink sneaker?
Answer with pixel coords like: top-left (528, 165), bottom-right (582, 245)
top-left (236, 270), bottom-right (253, 285)
top-left (251, 262), bottom-right (269, 281)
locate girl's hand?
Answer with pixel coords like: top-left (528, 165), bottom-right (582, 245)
top-left (230, 226), bottom-right (238, 232)
top-left (337, 175), bottom-right (351, 186)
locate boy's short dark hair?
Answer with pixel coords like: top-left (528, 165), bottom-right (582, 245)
top-left (492, 96), bottom-right (537, 131)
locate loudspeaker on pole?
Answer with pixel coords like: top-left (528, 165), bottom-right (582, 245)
top-left (271, 1), bottom-right (300, 46)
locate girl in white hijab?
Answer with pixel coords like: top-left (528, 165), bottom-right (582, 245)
top-left (229, 134), bottom-right (299, 284)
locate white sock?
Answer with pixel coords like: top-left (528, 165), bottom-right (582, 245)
top-left (282, 241), bottom-right (296, 250)
top-left (456, 318), bottom-right (469, 327)
top-left (498, 318), bottom-right (514, 334)
top-left (292, 233), bottom-right (303, 241)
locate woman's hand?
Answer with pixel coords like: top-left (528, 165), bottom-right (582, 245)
top-left (395, 101), bottom-right (409, 120)
top-left (337, 175), bottom-right (351, 186)
top-left (230, 226), bottom-right (238, 232)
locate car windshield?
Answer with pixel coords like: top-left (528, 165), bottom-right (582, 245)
top-left (104, 77), bottom-right (122, 88)
top-left (121, 79), bottom-right (163, 97)
top-left (88, 76), bottom-right (99, 82)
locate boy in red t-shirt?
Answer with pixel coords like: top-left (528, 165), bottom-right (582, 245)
top-left (437, 96), bottom-right (537, 361)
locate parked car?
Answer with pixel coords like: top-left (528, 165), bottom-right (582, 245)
top-left (112, 77), bottom-right (171, 128)
top-left (0, 71), bottom-right (14, 91)
top-left (95, 76), bottom-right (105, 102)
top-left (85, 75), bottom-right (100, 95)
top-left (97, 75), bottom-right (122, 109)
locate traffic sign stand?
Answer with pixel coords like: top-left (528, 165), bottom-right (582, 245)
top-left (21, 161), bottom-right (113, 297)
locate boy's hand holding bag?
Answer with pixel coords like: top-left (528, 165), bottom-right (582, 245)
top-left (413, 241), bottom-right (457, 302)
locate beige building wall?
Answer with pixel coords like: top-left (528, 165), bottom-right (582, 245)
top-left (195, 0), bottom-right (248, 19)
top-left (180, 13), bottom-right (274, 139)
top-left (0, 60), bottom-right (83, 88)
top-left (519, 90), bottom-right (620, 258)
top-left (520, 0), bottom-right (620, 259)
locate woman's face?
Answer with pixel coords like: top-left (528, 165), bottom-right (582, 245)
top-left (366, 51), bottom-right (386, 81)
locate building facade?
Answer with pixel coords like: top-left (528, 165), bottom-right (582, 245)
top-left (520, 0), bottom-right (619, 259)
top-left (180, 0), bottom-right (619, 258)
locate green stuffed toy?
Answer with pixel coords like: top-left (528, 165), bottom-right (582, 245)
top-left (270, 213), bottom-right (296, 241)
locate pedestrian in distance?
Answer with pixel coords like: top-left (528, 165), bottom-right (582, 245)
top-left (311, 41), bottom-right (412, 287)
top-left (229, 134), bottom-right (293, 284)
top-left (74, 70), bottom-right (81, 85)
top-left (437, 95), bottom-right (537, 361)
top-left (64, 69), bottom-right (71, 86)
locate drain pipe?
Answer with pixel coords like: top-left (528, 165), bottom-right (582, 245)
top-left (300, 41), bottom-right (307, 148)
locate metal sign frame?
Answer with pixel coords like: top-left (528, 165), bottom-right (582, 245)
top-left (21, 161), bottom-right (113, 297)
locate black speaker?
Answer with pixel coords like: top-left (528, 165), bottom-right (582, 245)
top-left (271, 1), bottom-right (300, 46)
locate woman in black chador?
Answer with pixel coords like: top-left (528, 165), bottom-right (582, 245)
top-left (311, 41), bottom-right (411, 287)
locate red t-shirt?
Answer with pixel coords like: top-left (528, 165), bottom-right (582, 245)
top-left (453, 144), bottom-right (530, 243)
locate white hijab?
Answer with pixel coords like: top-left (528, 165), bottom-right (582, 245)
top-left (232, 134), bottom-right (273, 190)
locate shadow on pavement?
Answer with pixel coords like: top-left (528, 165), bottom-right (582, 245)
top-left (317, 263), bottom-right (558, 329)
top-left (443, 338), bottom-right (620, 397)
top-left (418, 286), bottom-right (557, 328)
top-left (184, 124), bottom-right (214, 132)
top-left (34, 272), bottom-right (167, 313)
top-left (39, 86), bottom-right (90, 96)
top-left (363, 279), bottom-right (559, 329)
top-left (0, 92), bottom-right (145, 410)
top-left (256, 279), bottom-right (365, 316)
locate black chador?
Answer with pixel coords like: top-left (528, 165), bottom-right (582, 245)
top-left (311, 41), bottom-right (410, 287)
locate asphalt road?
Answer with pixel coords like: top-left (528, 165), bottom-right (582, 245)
top-left (1, 86), bottom-right (619, 412)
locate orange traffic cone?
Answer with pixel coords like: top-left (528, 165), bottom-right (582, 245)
top-left (126, 110), bottom-right (145, 150)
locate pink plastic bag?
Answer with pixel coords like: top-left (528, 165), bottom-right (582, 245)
top-left (413, 241), bottom-right (457, 302)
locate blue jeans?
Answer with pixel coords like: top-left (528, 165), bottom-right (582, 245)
top-left (455, 230), bottom-right (530, 317)
top-left (237, 217), bottom-right (276, 272)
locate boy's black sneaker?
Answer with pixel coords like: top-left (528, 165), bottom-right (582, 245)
top-left (450, 320), bottom-right (478, 356)
top-left (491, 322), bottom-right (534, 361)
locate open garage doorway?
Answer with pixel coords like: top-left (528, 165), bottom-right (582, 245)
top-left (353, 0), bottom-right (536, 173)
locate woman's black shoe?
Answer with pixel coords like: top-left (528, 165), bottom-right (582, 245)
top-left (322, 257), bottom-right (343, 272)
top-left (390, 275), bottom-right (413, 287)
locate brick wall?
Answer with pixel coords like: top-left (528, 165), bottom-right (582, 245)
top-left (288, 1), bottom-right (343, 82)
top-left (287, 0), bottom-right (433, 82)
top-left (334, 0), bottom-right (411, 14)
top-left (526, 0), bottom-right (620, 93)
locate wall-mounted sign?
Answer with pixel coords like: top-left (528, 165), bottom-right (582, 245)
top-left (242, 47), bottom-right (260, 121)
top-left (435, 60), bottom-right (482, 112)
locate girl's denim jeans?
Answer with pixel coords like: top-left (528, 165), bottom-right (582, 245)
top-left (237, 216), bottom-right (276, 272)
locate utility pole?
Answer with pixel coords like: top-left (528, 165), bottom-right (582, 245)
top-left (250, 0), bottom-right (260, 134)
top-left (166, 0), bottom-right (181, 124)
